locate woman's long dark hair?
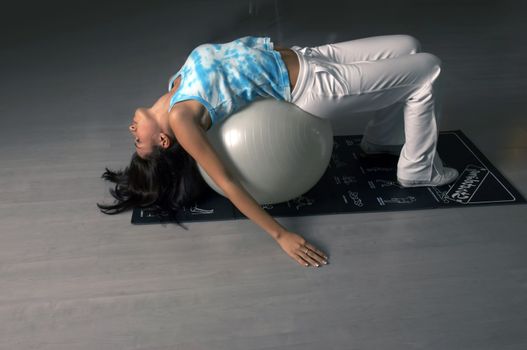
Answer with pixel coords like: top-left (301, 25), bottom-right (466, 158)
top-left (97, 139), bottom-right (210, 229)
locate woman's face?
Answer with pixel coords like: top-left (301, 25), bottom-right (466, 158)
top-left (129, 107), bottom-right (160, 158)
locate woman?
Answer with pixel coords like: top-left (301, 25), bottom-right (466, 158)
top-left (98, 34), bottom-right (458, 268)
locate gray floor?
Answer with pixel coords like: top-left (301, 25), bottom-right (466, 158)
top-left (1, 0), bottom-right (527, 349)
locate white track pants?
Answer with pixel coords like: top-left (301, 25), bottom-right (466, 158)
top-left (290, 34), bottom-right (445, 182)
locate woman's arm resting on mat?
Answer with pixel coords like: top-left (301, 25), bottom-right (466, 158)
top-left (170, 110), bottom-right (328, 267)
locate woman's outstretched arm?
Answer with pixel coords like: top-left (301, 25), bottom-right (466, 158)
top-left (169, 108), bottom-right (328, 267)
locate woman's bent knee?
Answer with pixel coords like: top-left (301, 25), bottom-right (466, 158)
top-left (398, 34), bottom-right (421, 54)
top-left (423, 53), bottom-right (442, 84)
top-left (424, 52), bottom-right (441, 68)
top-left (417, 52), bottom-right (442, 74)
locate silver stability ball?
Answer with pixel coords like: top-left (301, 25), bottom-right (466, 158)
top-left (197, 99), bottom-right (334, 205)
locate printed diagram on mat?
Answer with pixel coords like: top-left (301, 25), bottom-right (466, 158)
top-left (251, 195), bottom-right (316, 212)
top-left (189, 205), bottom-right (215, 215)
top-left (333, 175), bottom-right (357, 185)
top-left (138, 204), bottom-right (215, 218)
top-left (343, 191), bottom-right (364, 207)
top-left (375, 179), bottom-right (404, 188)
top-left (378, 196), bottom-right (417, 205)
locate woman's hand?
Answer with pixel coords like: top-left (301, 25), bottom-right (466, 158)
top-left (275, 231), bottom-right (329, 267)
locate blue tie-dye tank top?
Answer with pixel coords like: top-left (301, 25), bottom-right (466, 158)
top-left (167, 36), bottom-right (291, 125)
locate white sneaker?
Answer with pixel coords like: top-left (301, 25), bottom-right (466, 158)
top-left (398, 167), bottom-right (459, 188)
top-left (360, 138), bottom-right (402, 156)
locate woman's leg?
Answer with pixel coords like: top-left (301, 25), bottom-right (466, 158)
top-left (294, 34), bottom-right (421, 63)
top-left (292, 35), bottom-right (421, 147)
top-left (358, 35), bottom-right (431, 148)
top-left (292, 50), bottom-right (451, 183)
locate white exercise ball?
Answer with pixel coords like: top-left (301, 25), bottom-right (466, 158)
top-left (197, 99), bottom-right (334, 205)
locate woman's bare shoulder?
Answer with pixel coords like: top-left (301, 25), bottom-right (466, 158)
top-left (169, 100), bottom-right (211, 131)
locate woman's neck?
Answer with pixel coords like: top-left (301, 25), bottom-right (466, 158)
top-left (150, 77), bottom-right (182, 133)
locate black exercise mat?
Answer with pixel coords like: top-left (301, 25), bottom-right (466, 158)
top-left (132, 130), bottom-right (526, 224)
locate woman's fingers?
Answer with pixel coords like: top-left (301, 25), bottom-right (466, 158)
top-left (305, 242), bottom-right (328, 260)
top-left (303, 242), bottom-right (329, 267)
top-left (294, 256), bottom-right (310, 267)
top-left (298, 251), bottom-right (322, 267)
top-left (296, 246), bottom-right (329, 268)
top-left (291, 251), bottom-right (319, 267)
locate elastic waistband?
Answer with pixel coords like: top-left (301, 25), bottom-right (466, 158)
top-left (290, 46), bottom-right (312, 103)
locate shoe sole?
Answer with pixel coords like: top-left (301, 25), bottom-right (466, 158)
top-left (398, 170), bottom-right (459, 188)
